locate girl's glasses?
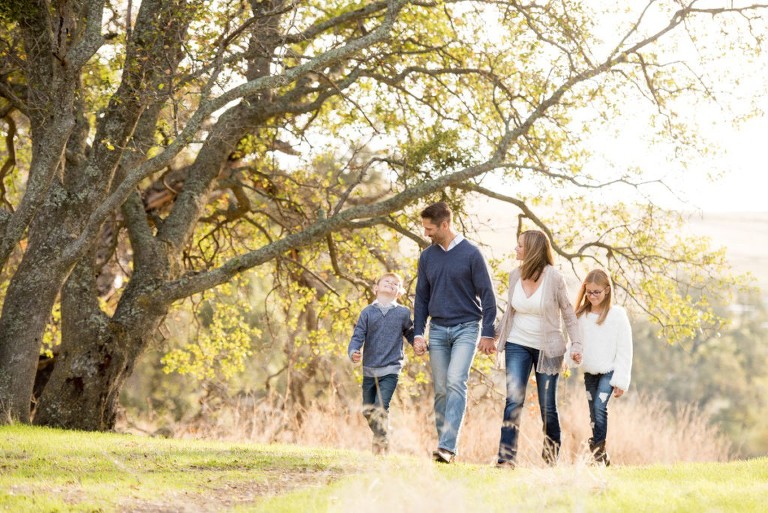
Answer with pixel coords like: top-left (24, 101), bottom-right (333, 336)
top-left (585, 287), bottom-right (608, 297)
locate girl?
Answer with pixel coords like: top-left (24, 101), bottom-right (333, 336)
top-left (574, 269), bottom-right (633, 466)
top-left (494, 230), bottom-right (582, 467)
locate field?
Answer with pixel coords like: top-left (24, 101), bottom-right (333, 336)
top-left (1, 424), bottom-right (766, 513)
top-left (4, 213), bottom-right (765, 512)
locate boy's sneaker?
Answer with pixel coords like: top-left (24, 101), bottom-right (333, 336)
top-left (432, 448), bottom-right (454, 464)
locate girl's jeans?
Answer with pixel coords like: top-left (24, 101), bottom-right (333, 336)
top-left (584, 371), bottom-right (614, 444)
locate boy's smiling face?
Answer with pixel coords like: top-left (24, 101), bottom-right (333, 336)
top-left (374, 276), bottom-right (401, 303)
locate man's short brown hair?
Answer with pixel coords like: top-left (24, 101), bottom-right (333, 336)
top-left (420, 201), bottom-right (452, 226)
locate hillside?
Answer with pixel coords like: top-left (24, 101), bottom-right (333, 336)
top-left (470, 200), bottom-right (768, 296)
top-left (683, 211), bottom-right (768, 295)
top-left (1, 424), bottom-right (766, 513)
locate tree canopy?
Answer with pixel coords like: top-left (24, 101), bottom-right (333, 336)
top-left (0, 0), bottom-right (766, 429)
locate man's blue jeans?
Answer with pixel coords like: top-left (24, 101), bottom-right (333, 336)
top-left (362, 374), bottom-right (399, 450)
top-left (498, 342), bottom-right (561, 464)
top-left (584, 371), bottom-right (614, 444)
top-left (428, 321), bottom-right (479, 455)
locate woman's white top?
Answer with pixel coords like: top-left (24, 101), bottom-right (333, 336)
top-left (507, 279), bottom-right (544, 349)
top-left (577, 305), bottom-right (634, 391)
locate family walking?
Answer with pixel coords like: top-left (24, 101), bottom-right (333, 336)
top-left (348, 201), bottom-right (634, 467)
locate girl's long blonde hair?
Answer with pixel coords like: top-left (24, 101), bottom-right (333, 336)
top-left (520, 230), bottom-right (554, 281)
top-left (574, 269), bottom-right (612, 325)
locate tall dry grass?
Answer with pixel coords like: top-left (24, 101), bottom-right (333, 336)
top-left (147, 374), bottom-right (731, 466)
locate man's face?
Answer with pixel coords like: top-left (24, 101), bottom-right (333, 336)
top-left (422, 218), bottom-right (448, 245)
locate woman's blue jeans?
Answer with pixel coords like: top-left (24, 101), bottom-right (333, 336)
top-left (584, 371), bottom-right (614, 444)
top-left (498, 342), bottom-right (561, 464)
top-left (428, 320), bottom-right (480, 455)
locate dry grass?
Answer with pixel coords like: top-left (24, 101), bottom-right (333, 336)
top-left (144, 373), bottom-right (731, 467)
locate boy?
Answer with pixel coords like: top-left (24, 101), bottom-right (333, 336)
top-left (348, 272), bottom-right (415, 454)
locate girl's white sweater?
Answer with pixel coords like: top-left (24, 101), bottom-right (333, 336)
top-left (577, 305), bottom-right (633, 391)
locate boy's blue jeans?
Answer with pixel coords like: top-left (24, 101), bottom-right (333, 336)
top-left (362, 374), bottom-right (398, 449)
top-left (584, 371), bottom-right (614, 444)
top-left (428, 320), bottom-right (480, 455)
top-left (498, 342), bottom-right (561, 464)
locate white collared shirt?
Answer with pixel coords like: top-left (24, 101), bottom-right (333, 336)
top-left (439, 233), bottom-right (464, 252)
top-left (372, 298), bottom-right (399, 314)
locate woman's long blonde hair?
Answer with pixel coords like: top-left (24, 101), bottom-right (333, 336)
top-left (520, 230), bottom-right (554, 281)
top-left (574, 269), bottom-right (612, 325)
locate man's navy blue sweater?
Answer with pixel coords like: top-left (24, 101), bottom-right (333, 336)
top-left (414, 239), bottom-right (496, 338)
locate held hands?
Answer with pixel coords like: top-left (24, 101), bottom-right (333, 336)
top-left (413, 336), bottom-right (428, 356)
top-left (478, 336), bottom-right (497, 356)
top-left (570, 352), bottom-right (582, 364)
top-left (351, 350), bottom-right (362, 363)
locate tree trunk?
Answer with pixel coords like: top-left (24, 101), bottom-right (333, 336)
top-left (33, 316), bottom-right (164, 430)
top-left (33, 244), bottom-right (107, 428)
top-left (34, 191), bottom-right (175, 429)
top-left (34, 272), bottom-right (168, 430)
top-left (0, 0), bottom-right (193, 425)
top-left (0, 246), bottom-right (70, 421)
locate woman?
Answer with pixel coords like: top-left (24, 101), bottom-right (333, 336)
top-left (494, 230), bottom-right (582, 467)
top-left (573, 269), bottom-right (633, 466)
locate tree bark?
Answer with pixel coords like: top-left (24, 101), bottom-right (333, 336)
top-left (34, 187), bottom-right (175, 429)
top-left (0, 238), bottom-right (72, 421)
top-left (31, 1), bottom-right (291, 428)
top-left (0, 0), bottom-right (193, 424)
top-left (32, 245), bottom-right (110, 428)
top-left (34, 265), bottom-right (168, 429)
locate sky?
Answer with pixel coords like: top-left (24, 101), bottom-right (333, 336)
top-left (574, 6), bottom-right (768, 214)
top-left (690, 117), bottom-right (766, 213)
top-left (644, 103), bottom-right (767, 213)
top-left (487, 104), bottom-right (768, 216)
top-left (478, 2), bottom-right (768, 214)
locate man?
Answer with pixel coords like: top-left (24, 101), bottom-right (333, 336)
top-left (413, 201), bottom-right (497, 463)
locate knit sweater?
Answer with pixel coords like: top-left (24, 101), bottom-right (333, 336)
top-left (414, 239), bottom-right (496, 338)
top-left (577, 305), bottom-right (633, 391)
top-left (347, 302), bottom-right (415, 377)
top-left (495, 265), bottom-right (582, 373)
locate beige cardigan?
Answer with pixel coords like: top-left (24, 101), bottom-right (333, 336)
top-left (495, 265), bottom-right (582, 374)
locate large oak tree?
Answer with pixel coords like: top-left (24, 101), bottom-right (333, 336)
top-left (0, 0), bottom-right (765, 429)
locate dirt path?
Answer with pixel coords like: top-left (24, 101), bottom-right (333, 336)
top-left (118, 467), bottom-right (346, 512)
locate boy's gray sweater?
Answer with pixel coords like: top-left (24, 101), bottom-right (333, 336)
top-left (348, 303), bottom-right (415, 377)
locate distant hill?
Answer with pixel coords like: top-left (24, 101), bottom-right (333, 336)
top-left (468, 198), bottom-right (768, 297)
top-left (683, 211), bottom-right (768, 295)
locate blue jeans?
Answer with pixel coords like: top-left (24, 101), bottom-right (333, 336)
top-left (498, 342), bottom-right (561, 464)
top-left (584, 371), bottom-right (614, 444)
top-left (428, 321), bottom-right (480, 454)
top-left (362, 374), bottom-right (399, 449)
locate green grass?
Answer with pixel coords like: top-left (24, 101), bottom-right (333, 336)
top-left (1, 424), bottom-right (766, 512)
